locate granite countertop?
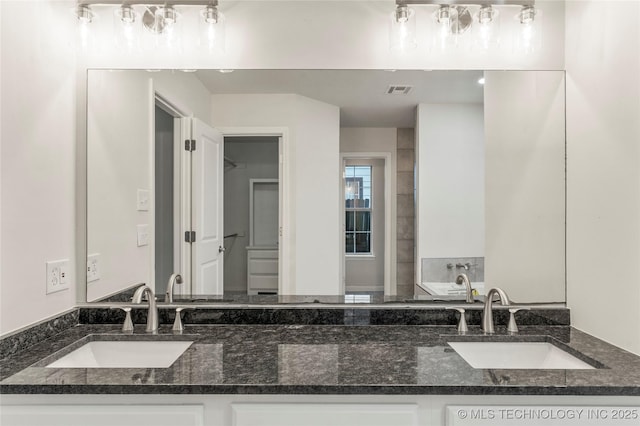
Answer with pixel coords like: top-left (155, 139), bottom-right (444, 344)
top-left (2, 324), bottom-right (640, 395)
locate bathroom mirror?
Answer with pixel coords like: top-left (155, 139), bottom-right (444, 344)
top-left (86, 69), bottom-right (565, 304)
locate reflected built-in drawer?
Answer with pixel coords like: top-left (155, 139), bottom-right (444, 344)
top-left (247, 248), bottom-right (278, 295)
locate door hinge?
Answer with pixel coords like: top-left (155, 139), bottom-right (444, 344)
top-left (185, 231), bottom-right (196, 243)
top-left (184, 139), bottom-right (196, 151)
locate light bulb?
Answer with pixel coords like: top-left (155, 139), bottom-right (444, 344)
top-left (515, 6), bottom-right (541, 54)
top-left (74, 5), bottom-right (95, 51)
top-left (433, 6), bottom-right (456, 50)
top-left (199, 6), bottom-right (225, 53)
top-left (114, 5), bottom-right (140, 52)
top-left (475, 5), bottom-right (500, 50)
top-left (389, 5), bottom-right (416, 52)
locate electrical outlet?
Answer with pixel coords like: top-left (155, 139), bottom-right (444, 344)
top-left (87, 253), bottom-right (100, 283)
top-left (46, 259), bottom-right (70, 294)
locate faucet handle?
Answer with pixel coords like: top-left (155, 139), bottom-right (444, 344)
top-left (172, 307), bottom-right (195, 334)
top-left (446, 307), bottom-right (468, 334)
top-left (110, 306), bottom-right (134, 334)
top-left (507, 307), bottom-right (530, 334)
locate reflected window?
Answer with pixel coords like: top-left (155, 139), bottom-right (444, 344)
top-left (345, 165), bottom-right (372, 254)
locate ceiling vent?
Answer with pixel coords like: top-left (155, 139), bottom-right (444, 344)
top-left (386, 85), bottom-right (413, 95)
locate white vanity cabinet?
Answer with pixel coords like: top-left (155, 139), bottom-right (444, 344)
top-left (3, 394), bottom-right (638, 426)
top-left (246, 247), bottom-right (279, 295)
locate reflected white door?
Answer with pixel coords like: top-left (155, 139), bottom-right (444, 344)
top-left (190, 118), bottom-right (224, 295)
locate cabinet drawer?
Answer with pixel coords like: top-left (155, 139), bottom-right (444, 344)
top-left (248, 249), bottom-right (278, 260)
top-left (249, 258), bottom-right (278, 274)
top-left (249, 275), bottom-right (278, 290)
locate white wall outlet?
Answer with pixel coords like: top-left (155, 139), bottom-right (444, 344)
top-left (87, 253), bottom-right (100, 283)
top-left (137, 224), bottom-right (149, 246)
top-left (46, 259), bottom-right (70, 294)
top-left (137, 189), bottom-right (150, 211)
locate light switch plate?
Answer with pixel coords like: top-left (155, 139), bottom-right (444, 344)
top-left (46, 259), bottom-right (70, 294)
top-left (137, 189), bottom-right (150, 211)
top-left (87, 253), bottom-right (100, 283)
top-left (137, 224), bottom-right (149, 246)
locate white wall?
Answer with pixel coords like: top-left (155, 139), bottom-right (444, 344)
top-left (293, 96), bottom-right (342, 294)
top-left (86, 71), bottom-right (151, 301)
top-left (416, 104), bottom-right (485, 263)
top-left (1, 0), bottom-right (77, 334)
top-left (210, 94), bottom-right (341, 295)
top-left (484, 71), bottom-right (566, 303)
top-left (565, 0), bottom-right (640, 355)
top-left (9, 0), bottom-right (639, 350)
top-left (86, 70), bottom-right (212, 302)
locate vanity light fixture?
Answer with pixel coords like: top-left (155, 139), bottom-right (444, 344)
top-left (390, 0), bottom-right (539, 53)
top-left (73, 1), bottom-right (226, 52)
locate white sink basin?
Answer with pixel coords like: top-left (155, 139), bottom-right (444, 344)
top-left (448, 342), bottom-right (595, 369)
top-left (46, 341), bottom-right (193, 368)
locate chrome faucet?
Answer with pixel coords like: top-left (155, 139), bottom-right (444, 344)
top-left (132, 284), bottom-right (159, 333)
top-left (165, 273), bottom-right (183, 303)
top-left (455, 273), bottom-right (475, 304)
top-left (482, 287), bottom-right (510, 334)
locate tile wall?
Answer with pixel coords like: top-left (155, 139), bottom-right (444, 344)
top-left (396, 128), bottom-right (415, 296)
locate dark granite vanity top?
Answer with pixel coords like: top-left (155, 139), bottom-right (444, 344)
top-left (2, 323), bottom-right (639, 395)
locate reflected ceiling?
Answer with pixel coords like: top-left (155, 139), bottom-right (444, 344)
top-left (195, 70), bottom-right (484, 127)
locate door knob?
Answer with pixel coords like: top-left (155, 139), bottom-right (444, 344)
top-left (219, 246), bottom-right (226, 253)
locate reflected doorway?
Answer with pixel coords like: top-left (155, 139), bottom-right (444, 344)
top-left (153, 103), bottom-right (182, 297)
top-left (223, 136), bottom-right (280, 295)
